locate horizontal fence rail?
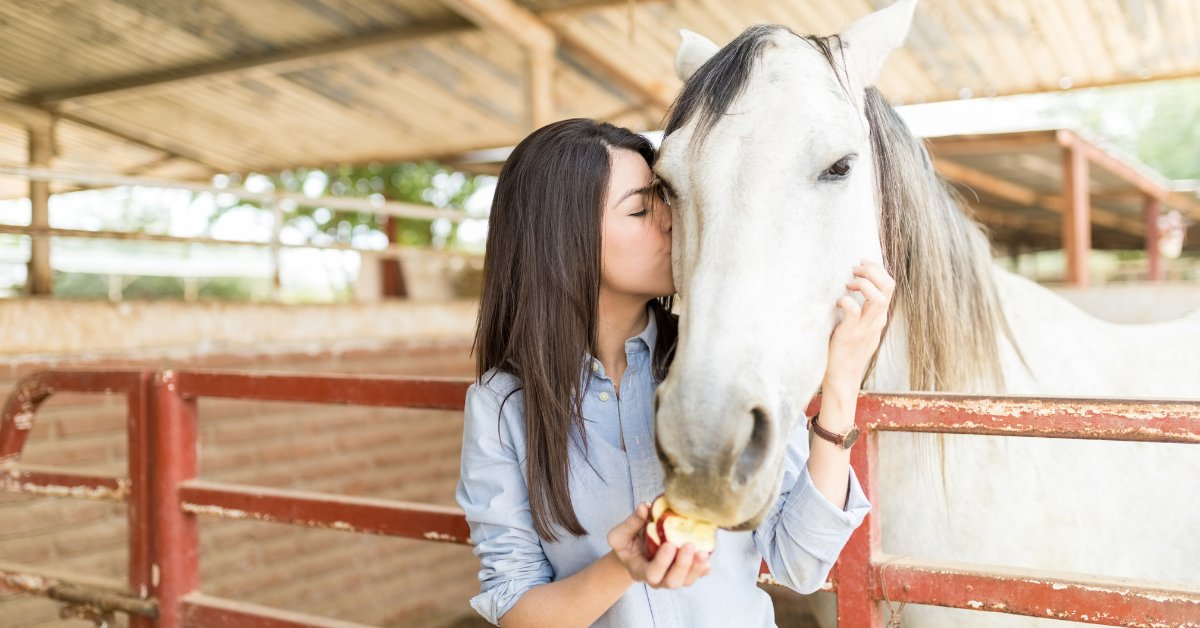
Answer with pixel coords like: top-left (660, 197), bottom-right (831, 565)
top-left (2, 368), bottom-right (1198, 627)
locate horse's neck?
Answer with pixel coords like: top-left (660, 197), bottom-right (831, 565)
top-left (866, 265), bottom-right (1200, 398)
top-left (865, 307), bottom-right (912, 393)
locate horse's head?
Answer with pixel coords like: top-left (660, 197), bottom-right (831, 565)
top-left (653, 1), bottom-right (917, 528)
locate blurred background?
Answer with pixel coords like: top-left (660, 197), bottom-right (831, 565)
top-left (1, 1), bottom-right (1198, 626)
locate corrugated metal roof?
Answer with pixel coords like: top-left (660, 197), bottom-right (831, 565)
top-left (0, 0), bottom-right (1196, 198)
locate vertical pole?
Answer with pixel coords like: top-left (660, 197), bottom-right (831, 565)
top-left (151, 370), bottom-right (199, 628)
top-left (269, 198), bottom-right (282, 302)
top-left (380, 216), bottom-right (408, 299)
top-left (127, 372), bottom-right (156, 628)
top-left (836, 403), bottom-right (882, 627)
top-left (1061, 136), bottom-right (1091, 286)
top-left (1144, 196), bottom-right (1163, 282)
top-left (27, 126), bottom-right (54, 295)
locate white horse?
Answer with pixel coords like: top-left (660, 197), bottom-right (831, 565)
top-left (652, 1), bottom-right (1200, 626)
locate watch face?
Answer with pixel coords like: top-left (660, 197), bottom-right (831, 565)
top-left (842, 426), bottom-right (861, 449)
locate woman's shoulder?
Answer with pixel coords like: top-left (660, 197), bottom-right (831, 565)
top-left (465, 368), bottom-right (527, 451)
top-left (472, 367), bottom-right (522, 401)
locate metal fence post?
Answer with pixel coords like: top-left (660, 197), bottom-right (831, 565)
top-left (837, 417), bottom-right (883, 627)
top-left (150, 370), bottom-right (200, 628)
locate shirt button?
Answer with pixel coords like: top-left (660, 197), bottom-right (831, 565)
top-left (598, 391), bottom-right (610, 402)
top-left (591, 361), bottom-right (600, 372)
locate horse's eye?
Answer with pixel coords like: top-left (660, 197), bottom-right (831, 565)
top-left (820, 154), bottom-right (857, 181)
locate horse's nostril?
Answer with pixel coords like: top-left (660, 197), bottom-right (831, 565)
top-left (734, 406), bottom-right (772, 485)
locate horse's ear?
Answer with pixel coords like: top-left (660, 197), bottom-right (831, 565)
top-left (840, 0), bottom-right (917, 88)
top-left (675, 29), bottom-right (719, 81)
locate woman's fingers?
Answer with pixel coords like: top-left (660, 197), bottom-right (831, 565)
top-left (643, 542), bottom-right (677, 586)
top-left (837, 295), bottom-right (861, 320)
top-left (659, 543), bottom-right (696, 588)
top-left (853, 261), bottom-right (896, 297)
top-left (846, 279), bottom-right (888, 331)
top-left (608, 503), bottom-right (650, 553)
top-left (846, 277), bottom-right (885, 307)
top-left (683, 551), bottom-right (710, 586)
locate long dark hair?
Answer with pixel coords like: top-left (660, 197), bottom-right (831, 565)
top-left (473, 118), bottom-right (678, 541)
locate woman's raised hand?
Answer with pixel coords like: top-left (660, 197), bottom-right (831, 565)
top-left (824, 260), bottom-right (895, 396)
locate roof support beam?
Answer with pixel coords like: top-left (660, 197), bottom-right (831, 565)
top-left (0, 100), bottom-right (55, 135)
top-left (35, 21), bottom-right (474, 110)
top-left (440, 0), bottom-right (558, 129)
top-left (1056, 130), bottom-right (1170, 202)
top-left (934, 157), bottom-right (1143, 236)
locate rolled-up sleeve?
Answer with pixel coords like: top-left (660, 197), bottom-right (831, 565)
top-left (752, 416), bottom-right (871, 594)
top-left (455, 381), bottom-right (554, 625)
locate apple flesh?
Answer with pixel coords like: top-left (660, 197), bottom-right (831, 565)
top-left (643, 494), bottom-right (717, 560)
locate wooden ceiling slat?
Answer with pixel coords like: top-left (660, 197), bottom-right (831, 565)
top-left (980, 0), bottom-right (1059, 93)
top-left (72, 97), bottom-right (273, 171)
top-left (1042, 0), bottom-right (1104, 85)
top-left (945, 0), bottom-right (1028, 97)
top-left (1071, 1), bottom-right (1123, 84)
top-left (217, 68), bottom-right (454, 165)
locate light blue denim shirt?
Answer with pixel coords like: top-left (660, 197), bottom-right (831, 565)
top-left (456, 307), bottom-right (871, 627)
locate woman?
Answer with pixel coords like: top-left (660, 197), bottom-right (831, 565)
top-left (456, 118), bottom-right (892, 627)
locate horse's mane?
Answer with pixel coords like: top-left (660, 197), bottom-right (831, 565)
top-left (864, 87), bottom-right (1021, 391)
top-left (664, 25), bottom-right (1020, 392)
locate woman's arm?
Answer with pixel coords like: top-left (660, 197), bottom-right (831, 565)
top-left (500, 551), bottom-right (631, 628)
top-left (808, 260), bottom-right (894, 507)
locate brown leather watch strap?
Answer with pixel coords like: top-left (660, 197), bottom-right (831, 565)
top-left (807, 413), bottom-right (859, 449)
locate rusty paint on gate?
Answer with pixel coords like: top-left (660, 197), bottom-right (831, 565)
top-left (870, 555), bottom-right (1200, 626)
top-left (2, 467), bottom-right (129, 500)
top-left (858, 394), bottom-right (1200, 443)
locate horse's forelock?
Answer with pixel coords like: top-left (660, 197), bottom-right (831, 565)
top-left (664, 27), bottom-right (854, 149)
top-left (664, 25), bottom-right (790, 141)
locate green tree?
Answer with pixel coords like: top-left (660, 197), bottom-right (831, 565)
top-left (1048, 78), bottom-right (1200, 180)
top-left (212, 162), bottom-right (488, 247)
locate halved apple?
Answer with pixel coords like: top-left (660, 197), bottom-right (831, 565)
top-left (643, 493), bottom-right (717, 560)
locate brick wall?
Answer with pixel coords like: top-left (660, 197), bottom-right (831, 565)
top-left (1, 341), bottom-right (489, 628)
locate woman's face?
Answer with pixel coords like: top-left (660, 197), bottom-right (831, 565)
top-left (601, 148), bottom-right (675, 302)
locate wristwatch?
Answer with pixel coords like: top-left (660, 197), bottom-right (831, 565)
top-left (807, 413), bottom-right (860, 450)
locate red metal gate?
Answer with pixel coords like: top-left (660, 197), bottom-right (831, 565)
top-left (3, 368), bottom-right (1199, 626)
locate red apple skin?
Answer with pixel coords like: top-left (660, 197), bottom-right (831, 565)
top-left (644, 521), bottom-right (661, 560)
top-left (644, 494), bottom-right (717, 560)
top-left (645, 532), bottom-right (660, 560)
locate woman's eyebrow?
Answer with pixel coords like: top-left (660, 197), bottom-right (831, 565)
top-left (615, 186), bottom-right (650, 205)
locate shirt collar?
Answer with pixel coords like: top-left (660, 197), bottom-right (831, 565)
top-left (625, 304), bottom-right (658, 355)
top-left (581, 303), bottom-right (660, 380)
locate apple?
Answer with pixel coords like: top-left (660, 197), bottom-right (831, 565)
top-left (643, 494), bottom-right (717, 560)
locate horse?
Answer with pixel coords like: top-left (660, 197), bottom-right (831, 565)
top-left (650, 1), bottom-right (1200, 626)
